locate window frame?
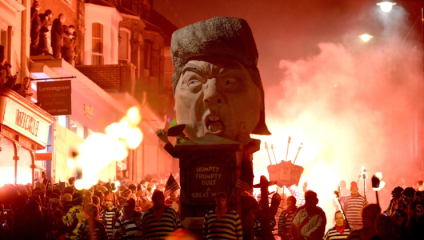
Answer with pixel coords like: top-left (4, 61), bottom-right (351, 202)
top-left (118, 28), bottom-right (131, 64)
top-left (91, 23), bottom-right (104, 65)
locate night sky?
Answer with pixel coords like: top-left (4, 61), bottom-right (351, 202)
top-left (153, 0), bottom-right (420, 90)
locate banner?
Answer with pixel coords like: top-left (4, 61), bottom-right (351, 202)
top-left (37, 80), bottom-right (72, 115)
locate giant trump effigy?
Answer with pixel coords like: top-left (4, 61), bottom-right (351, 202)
top-left (157, 17), bottom-right (273, 239)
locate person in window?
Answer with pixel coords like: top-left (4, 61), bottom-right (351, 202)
top-left (39, 10), bottom-right (53, 55)
top-left (51, 14), bottom-right (67, 59)
top-left (62, 25), bottom-right (76, 65)
top-left (30, 1), bottom-right (41, 56)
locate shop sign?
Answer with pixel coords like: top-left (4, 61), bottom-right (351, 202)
top-left (3, 99), bottom-right (50, 146)
top-left (37, 80), bottom-right (72, 115)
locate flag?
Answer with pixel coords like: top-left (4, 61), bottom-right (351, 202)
top-left (236, 178), bottom-right (252, 196)
top-left (164, 173), bottom-right (180, 196)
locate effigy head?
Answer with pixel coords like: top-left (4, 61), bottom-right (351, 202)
top-left (171, 17), bottom-right (270, 140)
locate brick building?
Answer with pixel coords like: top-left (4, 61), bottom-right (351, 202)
top-left (27, 0), bottom-right (179, 183)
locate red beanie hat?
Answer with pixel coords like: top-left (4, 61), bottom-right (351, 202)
top-left (350, 181), bottom-right (358, 188)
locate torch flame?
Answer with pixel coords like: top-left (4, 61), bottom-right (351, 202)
top-left (373, 172), bottom-right (386, 191)
top-left (112, 181), bottom-right (120, 193)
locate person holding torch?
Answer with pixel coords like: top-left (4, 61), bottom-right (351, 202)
top-left (343, 182), bottom-right (367, 230)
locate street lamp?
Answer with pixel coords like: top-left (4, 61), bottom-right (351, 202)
top-left (377, 1), bottom-right (396, 12)
top-left (359, 34), bottom-right (373, 42)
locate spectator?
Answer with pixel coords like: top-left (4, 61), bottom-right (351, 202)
top-left (140, 190), bottom-right (182, 239)
top-left (384, 186), bottom-right (403, 217)
top-left (347, 204), bottom-right (380, 240)
top-left (343, 181), bottom-right (367, 230)
top-left (114, 198), bottom-right (142, 239)
top-left (51, 13), bottom-right (67, 59)
top-left (369, 215), bottom-right (395, 240)
top-left (63, 192), bottom-right (86, 240)
top-left (76, 203), bottom-right (108, 240)
top-left (38, 9), bottom-right (53, 55)
top-left (278, 196), bottom-right (298, 240)
top-left (30, 1), bottom-right (41, 55)
top-left (291, 190), bottom-right (327, 240)
top-left (62, 25), bottom-right (76, 65)
top-left (203, 192), bottom-right (242, 240)
top-left (323, 211), bottom-right (352, 240)
top-left (21, 200), bottom-right (47, 240)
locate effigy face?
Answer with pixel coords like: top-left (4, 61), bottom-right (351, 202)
top-left (171, 17), bottom-right (271, 141)
top-left (174, 57), bottom-right (262, 140)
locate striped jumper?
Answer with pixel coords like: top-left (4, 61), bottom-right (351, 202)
top-left (140, 206), bottom-right (183, 239)
top-left (278, 207), bottom-right (298, 238)
top-left (203, 209), bottom-right (243, 240)
top-left (76, 219), bottom-right (109, 240)
top-left (343, 194), bottom-right (366, 229)
top-left (114, 211), bottom-right (143, 239)
top-left (323, 227), bottom-right (352, 240)
top-left (100, 207), bottom-right (123, 237)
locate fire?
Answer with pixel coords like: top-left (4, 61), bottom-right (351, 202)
top-left (373, 172), bottom-right (386, 191)
top-left (74, 107), bottom-right (143, 190)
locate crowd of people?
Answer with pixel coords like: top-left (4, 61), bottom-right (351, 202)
top-left (30, 1), bottom-right (76, 65)
top-left (0, 174), bottom-right (424, 240)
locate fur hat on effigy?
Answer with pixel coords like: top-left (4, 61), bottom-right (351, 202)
top-left (170, 17), bottom-right (270, 135)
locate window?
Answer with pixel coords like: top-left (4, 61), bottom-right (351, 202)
top-left (118, 30), bottom-right (130, 63)
top-left (92, 23), bottom-right (104, 65)
top-left (144, 41), bottom-right (152, 69)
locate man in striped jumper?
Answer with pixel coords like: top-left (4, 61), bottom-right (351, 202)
top-left (114, 198), bottom-right (143, 239)
top-left (101, 193), bottom-right (122, 238)
top-left (139, 190), bottom-right (183, 239)
top-left (203, 192), bottom-right (243, 240)
top-left (342, 182), bottom-right (367, 230)
top-left (278, 196), bottom-right (298, 240)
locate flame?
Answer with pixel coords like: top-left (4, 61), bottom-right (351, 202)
top-left (373, 172), bottom-right (386, 191)
top-left (74, 107), bottom-right (143, 190)
top-left (112, 181), bottom-right (120, 193)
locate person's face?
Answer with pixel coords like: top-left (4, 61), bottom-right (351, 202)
top-left (69, 28), bottom-right (75, 34)
top-left (153, 196), bottom-right (164, 209)
top-left (335, 212), bottom-right (345, 227)
top-left (47, 14), bottom-right (53, 20)
top-left (287, 198), bottom-right (294, 208)
top-left (351, 187), bottom-right (359, 195)
top-left (105, 200), bottom-right (113, 208)
top-left (216, 196), bottom-right (227, 209)
top-left (60, 18), bottom-right (66, 24)
top-left (175, 58), bottom-right (262, 140)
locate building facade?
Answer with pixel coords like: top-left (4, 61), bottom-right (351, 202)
top-left (0, 0), bottom-right (179, 187)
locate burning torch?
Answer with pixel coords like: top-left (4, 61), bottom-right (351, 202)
top-left (358, 166), bottom-right (368, 201)
top-left (372, 172), bottom-right (385, 207)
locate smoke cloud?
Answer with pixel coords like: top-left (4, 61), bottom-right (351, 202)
top-left (253, 6), bottom-right (423, 222)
